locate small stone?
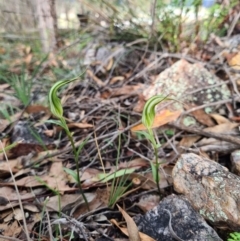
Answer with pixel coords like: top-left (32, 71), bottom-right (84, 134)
top-left (134, 194), bottom-right (222, 241)
top-left (173, 153), bottom-right (240, 230)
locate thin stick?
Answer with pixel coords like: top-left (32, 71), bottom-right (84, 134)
top-left (170, 122), bottom-right (240, 146)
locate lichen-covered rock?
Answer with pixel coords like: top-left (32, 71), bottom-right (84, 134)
top-left (231, 150), bottom-right (240, 175)
top-left (134, 194), bottom-right (222, 241)
top-left (173, 153), bottom-right (240, 230)
top-left (143, 59), bottom-right (230, 112)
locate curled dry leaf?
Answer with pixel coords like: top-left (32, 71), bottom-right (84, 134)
top-left (187, 107), bottom-right (215, 127)
top-left (67, 122), bottom-right (93, 129)
top-left (210, 113), bottom-right (231, 124)
top-left (110, 76), bottom-right (125, 84)
top-left (87, 69), bottom-right (105, 87)
top-left (204, 123), bottom-right (239, 134)
top-left (111, 218), bottom-right (156, 241)
top-left (117, 204), bottom-right (141, 241)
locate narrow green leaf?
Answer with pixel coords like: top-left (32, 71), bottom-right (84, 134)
top-left (99, 168), bottom-right (135, 183)
top-left (76, 138), bottom-right (89, 160)
top-left (150, 162), bottom-right (158, 182)
top-left (0, 142), bottom-right (18, 154)
top-left (63, 168), bottom-right (78, 183)
top-left (45, 119), bottom-right (67, 130)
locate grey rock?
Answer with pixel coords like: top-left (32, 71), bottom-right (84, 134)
top-left (134, 194), bottom-right (222, 241)
top-left (143, 59), bottom-right (230, 113)
top-left (173, 153), bottom-right (240, 230)
top-left (231, 150), bottom-right (240, 175)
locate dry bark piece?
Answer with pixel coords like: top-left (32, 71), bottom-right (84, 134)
top-left (134, 194), bottom-right (221, 241)
top-left (173, 153), bottom-right (240, 230)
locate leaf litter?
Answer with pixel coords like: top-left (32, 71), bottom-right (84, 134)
top-left (1, 12), bottom-right (240, 241)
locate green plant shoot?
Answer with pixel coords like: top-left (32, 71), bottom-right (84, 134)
top-left (142, 95), bottom-right (169, 194)
top-left (48, 74), bottom-right (89, 210)
top-left (228, 232), bottom-right (240, 241)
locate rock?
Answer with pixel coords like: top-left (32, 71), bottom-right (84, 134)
top-left (231, 150), bottom-right (240, 175)
top-left (173, 153), bottom-right (240, 230)
top-left (143, 59), bottom-right (230, 113)
top-left (134, 194), bottom-right (222, 241)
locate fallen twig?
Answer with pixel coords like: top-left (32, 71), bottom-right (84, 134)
top-left (170, 122), bottom-right (240, 146)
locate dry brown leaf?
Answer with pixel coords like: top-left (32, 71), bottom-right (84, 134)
top-left (134, 94), bottom-right (146, 112)
top-left (109, 76), bottom-right (125, 84)
top-left (101, 84), bottom-right (143, 99)
top-left (67, 122), bottom-right (93, 129)
top-left (210, 113), bottom-right (231, 125)
top-left (0, 111), bottom-right (23, 133)
top-left (0, 220), bottom-right (21, 238)
top-left (8, 161), bottom-right (75, 193)
top-left (111, 84), bottom-right (143, 96)
top-left (143, 165), bottom-right (173, 190)
top-left (8, 142), bottom-right (55, 158)
top-left (204, 123), bottom-right (239, 134)
top-left (105, 57), bottom-right (113, 71)
top-left (73, 189), bottom-right (108, 218)
top-left (189, 108), bottom-right (215, 127)
top-left (23, 204), bottom-right (39, 212)
top-left (117, 205), bottom-right (140, 241)
top-left (0, 186), bottom-right (35, 202)
top-left (0, 83), bottom-right (10, 91)
top-left (111, 219), bottom-right (156, 241)
top-left (136, 195), bottom-right (160, 212)
top-left (46, 193), bottom-right (96, 212)
top-left (0, 202), bottom-right (19, 212)
top-left (25, 105), bottom-right (50, 114)
top-left (131, 110), bottom-right (181, 131)
top-left (227, 52), bottom-right (240, 70)
top-left (79, 168), bottom-right (101, 183)
top-left (43, 129), bottom-right (55, 137)
top-left (129, 173), bottom-right (156, 190)
top-left (179, 135), bottom-right (201, 148)
top-left (118, 158), bottom-right (149, 169)
top-left (4, 208), bottom-right (24, 222)
top-left (0, 158), bottom-right (21, 174)
top-left (25, 105), bottom-right (52, 127)
top-left (87, 69), bottom-right (105, 87)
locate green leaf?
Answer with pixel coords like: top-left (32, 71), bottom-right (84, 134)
top-left (76, 138), bottom-right (89, 160)
top-left (63, 167), bottom-right (78, 183)
top-left (99, 168), bottom-right (135, 183)
top-left (150, 162), bottom-right (158, 182)
top-left (0, 142), bottom-right (18, 154)
top-left (45, 119), bottom-right (68, 131)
